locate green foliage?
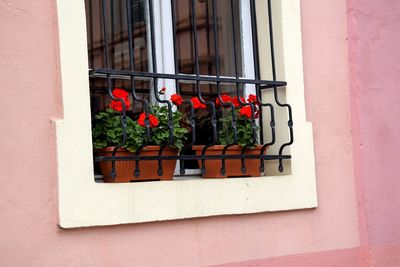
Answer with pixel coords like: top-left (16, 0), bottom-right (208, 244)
top-left (92, 106), bottom-right (188, 152)
top-left (149, 105), bottom-right (188, 151)
top-left (92, 109), bottom-right (145, 152)
top-left (218, 109), bottom-right (260, 147)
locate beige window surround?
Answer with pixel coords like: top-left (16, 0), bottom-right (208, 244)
top-left (54, 0), bottom-right (317, 228)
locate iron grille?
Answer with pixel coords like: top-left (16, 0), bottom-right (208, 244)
top-left (88, 0), bottom-right (294, 180)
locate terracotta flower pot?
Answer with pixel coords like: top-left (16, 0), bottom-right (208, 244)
top-left (192, 145), bottom-right (266, 178)
top-left (95, 146), bottom-right (178, 183)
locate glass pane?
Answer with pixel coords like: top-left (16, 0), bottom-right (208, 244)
top-left (173, 0), bottom-right (245, 150)
top-left (85, 0), bottom-right (151, 117)
top-left (85, 0), bottom-right (150, 72)
top-left (174, 0), bottom-right (242, 78)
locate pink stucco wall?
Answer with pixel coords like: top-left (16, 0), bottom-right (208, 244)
top-left (347, 0), bottom-right (400, 265)
top-left (0, 0), bottom-right (398, 266)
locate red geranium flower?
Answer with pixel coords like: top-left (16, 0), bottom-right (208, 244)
top-left (138, 112), bottom-right (159, 128)
top-left (149, 114), bottom-right (159, 127)
top-left (110, 88), bottom-right (131, 112)
top-left (247, 94), bottom-right (258, 104)
top-left (137, 113), bottom-right (146, 127)
top-left (232, 96), bottom-right (245, 108)
top-left (110, 101), bottom-right (130, 112)
top-left (191, 97), bottom-right (207, 109)
top-left (170, 94), bottom-right (183, 106)
top-left (215, 94), bottom-right (232, 106)
top-left (112, 88), bottom-right (129, 99)
top-left (239, 106), bottom-right (252, 119)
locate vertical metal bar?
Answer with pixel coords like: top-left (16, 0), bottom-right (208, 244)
top-left (211, 0), bottom-right (237, 176)
top-left (126, 0), bottom-right (136, 69)
top-left (205, 0), bottom-right (212, 89)
top-left (267, 0), bottom-right (294, 172)
top-left (148, 0), bottom-right (174, 176)
top-left (267, 0), bottom-right (277, 82)
top-left (190, 0), bottom-right (200, 77)
top-left (101, 0), bottom-right (110, 68)
top-left (101, 0), bottom-right (127, 179)
top-left (175, 1), bottom-right (182, 74)
top-left (211, 0), bottom-right (221, 79)
top-left (230, 0), bottom-right (240, 80)
top-left (229, 0), bottom-right (255, 143)
top-left (189, 0), bottom-right (195, 77)
top-left (211, 0), bottom-right (236, 131)
top-left (126, 0), bottom-right (150, 115)
top-left (191, 0), bottom-right (217, 176)
top-left (171, 0), bottom-right (196, 175)
top-left (148, 0), bottom-right (173, 140)
top-left (126, 0), bottom-right (151, 177)
top-left (250, 0), bottom-right (276, 173)
top-left (249, 0), bottom-right (262, 141)
top-left (229, 0), bottom-right (256, 174)
top-left (119, 0), bottom-right (125, 70)
top-left (110, 0), bottom-right (115, 69)
top-left (170, 0), bottom-right (180, 95)
top-left (140, 4), bottom-right (145, 90)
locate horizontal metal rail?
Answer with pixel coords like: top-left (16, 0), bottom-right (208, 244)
top-left (90, 68), bottom-right (287, 87)
top-left (95, 154), bottom-right (291, 162)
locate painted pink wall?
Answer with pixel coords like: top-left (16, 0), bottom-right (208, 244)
top-left (1, 0), bottom-right (393, 266)
top-left (347, 0), bottom-right (400, 264)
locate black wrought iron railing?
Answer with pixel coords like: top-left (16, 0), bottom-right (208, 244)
top-left (89, 0), bottom-right (293, 179)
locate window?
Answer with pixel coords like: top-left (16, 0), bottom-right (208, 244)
top-left (55, 0), bottom-right (317, 228)
top-left (85, 0), bottom-right (293, 181)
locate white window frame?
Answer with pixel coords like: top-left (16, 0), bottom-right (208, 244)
top-left (54, 0), bottom-right (317, 228)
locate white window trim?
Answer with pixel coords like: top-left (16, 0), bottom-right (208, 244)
top-left (54, 0), bottom-right (317, 228)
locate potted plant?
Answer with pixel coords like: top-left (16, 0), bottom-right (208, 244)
top-left (92, 88), bottom-right (188, 182)
top-left (192, 94), bottom-right (266, 178)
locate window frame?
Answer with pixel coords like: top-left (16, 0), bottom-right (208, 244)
top-left (54, 0), bottom-right (317, 228)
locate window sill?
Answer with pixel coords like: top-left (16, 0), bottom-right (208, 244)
top-left (57, 148), bottom-right (316, 228)
top-left (55, 117), bottom-right (316, 228)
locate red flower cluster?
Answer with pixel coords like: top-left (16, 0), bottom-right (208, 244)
top-left (232, 96), bottom-right (246, 108)
top-left (239, 106), bottom-right (252, 119)
top-left (215, 95), bottom-right (232, 106)
top-left (247, 94), bottom-right (258, 104)
top-left (170, 94), bottom-right (183, 106)
top-left (110, 88), bottom-right (131, 112)
top-left (213, 94), bottom-right (261, 119)
top-left (191, 97), bottom-right (207, 109)
top-left (137, 112), bottom-right (159, 128)
top-left (169, 93), bottom-right (207, 109)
